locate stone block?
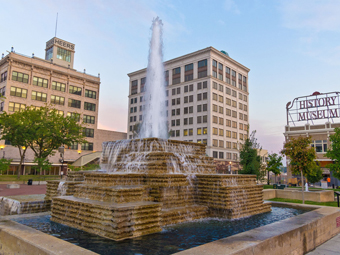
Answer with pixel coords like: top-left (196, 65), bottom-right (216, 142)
top-left (6, 184), bottom-right (19, 189)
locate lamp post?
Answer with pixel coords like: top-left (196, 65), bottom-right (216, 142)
top-left (229, 161), bottom-right (232, 175)
top-left (0, 145), bottom-right (5, 159)
top-left (59, 146), bottom-right (64, 179)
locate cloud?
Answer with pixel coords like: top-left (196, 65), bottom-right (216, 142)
top-left (224, 0), bottom-right (240, 14)
top-left (280, 0), bottom-right (340, 32)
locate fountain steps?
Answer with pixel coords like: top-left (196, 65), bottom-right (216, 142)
top-left (67, 171), bottom-right (90, 181)
top-left (161, 205), bottom-right (209, 226)
top-left (74, 184), bottom-right (149, 203)
top-left (51, 196), bottom-right (162, 240)
top-left (197, 195), bottom-right (263, 204)
top-left (0, 200), bottom-right (51, 215)
top-left (45, 180), bottom-right (83, 201)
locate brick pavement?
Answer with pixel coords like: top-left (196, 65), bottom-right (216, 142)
top-left (0, 184), bottom-right (46, 197)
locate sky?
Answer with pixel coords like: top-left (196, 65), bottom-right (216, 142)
top-left (1, 0), bottom-right (340, 156)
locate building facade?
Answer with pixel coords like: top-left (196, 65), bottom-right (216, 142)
top-left (0, 37), bottom-right (126, 175)
top-left (284, 91), bottom-right (340, 187)
top-left (127, 47), bottom-right (250, 166)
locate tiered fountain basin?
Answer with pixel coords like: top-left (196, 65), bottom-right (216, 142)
top-left (49, 138), bottom-right (271, 241)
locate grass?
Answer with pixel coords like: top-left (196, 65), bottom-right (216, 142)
top-left (268, 197), bottom-right (339, 207)
top-left (0, 175), bottom-right (60, 182)
top-left (263, 184), bottom-right (340, 192)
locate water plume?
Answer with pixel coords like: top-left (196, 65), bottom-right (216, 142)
top-left (139, 17), bottom-right (167, 139)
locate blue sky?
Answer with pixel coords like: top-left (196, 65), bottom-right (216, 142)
top-left (1, 0), bottom-right (340, 155)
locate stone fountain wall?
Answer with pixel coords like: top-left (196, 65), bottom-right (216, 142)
top-left (50, 138), bottom-right (271, 241)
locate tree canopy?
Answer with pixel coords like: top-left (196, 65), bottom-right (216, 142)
top-left (326, 127), bottom-right (340, 180)
top-left (0, 105), bottom-right (86, 179)
top-left (281, 136), bottom-right (317, 176)
top-left (267, 153), bottom-right (283, 183)
top-left (281, 136), bottom-right (317, 203)
top-left (239, 130), bottom-right (262, 180)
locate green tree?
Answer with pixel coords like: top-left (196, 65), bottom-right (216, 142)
top-left (239, 130), bottom-right (262, 180)
top-left (0, 158), bottom-right (12, 174)
top-left (266, 153), bottom-right (283, 184)
top-left (0, 110), bottom-right (33, 179)
top-left (27, 106), bottom-right (86, 164)
top-left (281, 136), bottom-right (317, 204)
top-left (326, 127), bottom-right (340, 180)
top-left (32, 158), bottom-right (52, 184)
top-left (305, 164), bottom-right (323, 184)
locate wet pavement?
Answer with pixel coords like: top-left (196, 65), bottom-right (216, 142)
top-left (0, 184), bottom-right (46, 196)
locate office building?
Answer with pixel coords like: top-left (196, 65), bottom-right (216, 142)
top-left (127, 47), bottom-right (250, 167)
top-left (0, 37), bottom-right (126, 175)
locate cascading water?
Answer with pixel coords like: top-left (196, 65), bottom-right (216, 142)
top-left (139, 17), bottom-right (167, 139)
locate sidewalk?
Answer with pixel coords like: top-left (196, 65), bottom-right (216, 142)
top-left (0, 184), bottom-right (46, 197)
top-left (307, 233), bottom-right (340, 254)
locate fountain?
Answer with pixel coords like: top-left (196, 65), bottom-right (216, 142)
top-left (47, 17), bottom-right (271, 241)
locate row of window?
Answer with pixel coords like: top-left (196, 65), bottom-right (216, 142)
top-left (68, 142), bottom-right (93, 151)
top-left (212, 140), bottom-right (238, 149)
top-left (212, 82), bottom-right (247, 102)
top-left (9, 86), bottom-right (96, 111)
top-left (12, 72), bottom-right (97, 99)
top-left (212, 128), bottom-right (246, 139)
top-left (131, 60), bottom-right (208, 94)
top-left (212, 151), bottom-right (238, 160)
top-left (7, 102), bottom-right (95, 123)
top-left (212, 59), bottom-right (247, 92)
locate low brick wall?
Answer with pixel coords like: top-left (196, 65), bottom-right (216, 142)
top-left (263, 189), bottom-right (334, 202)
top-left (263, 189), bottom-right (276, 200)
top-left (174, 204), bottom-right (340, 255)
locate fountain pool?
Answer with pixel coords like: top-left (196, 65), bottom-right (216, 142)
top-left (14, 205), bottom-right (312, 255)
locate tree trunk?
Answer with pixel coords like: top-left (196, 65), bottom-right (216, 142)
top-left (17, 155), bottom-right (24, 180)
top-left (301, 170), bottom-right (305, 204)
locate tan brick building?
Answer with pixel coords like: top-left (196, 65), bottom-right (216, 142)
top-left (127, 47), bottom-right (249, 169)
top-left (0, 37), bottom-right (126, 175)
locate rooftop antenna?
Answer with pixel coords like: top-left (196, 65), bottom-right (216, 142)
top-left (55, 13), bottom-right (58, 38)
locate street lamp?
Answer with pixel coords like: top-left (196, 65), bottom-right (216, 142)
top-left (58, 146), bottom-right (65, 178)
top-left (229, 161), bottom-right (232, 175)
top-left (0, 145), bottom-right (4, 159)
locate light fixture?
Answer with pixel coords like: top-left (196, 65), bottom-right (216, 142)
top-left (77, 150), bottom-right (81, 154)
top-left (22, 146), bottom-right (26, 150)
top-left (0, 145), bottom-right (4, 150)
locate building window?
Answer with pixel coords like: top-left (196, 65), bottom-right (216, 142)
top-left (0, 71), bottom-right (7, 82)
top-left (8, 102), bottom-right (25, 112)
top-left (311, 140), bottom-right (328, 153)
top-left (12, 71), bottom-right (29, 84)
top-left (219, 129), bottom-right (224, 136)
top-left (131, 80), bottom-right (138, 95)
top-left (46, 47), bottom-right (53, 60)
top-left (203, 104), bottom-right (207, 111)
top-left (198, 59), bottom-right (207, 78)
top-left (68, 99), bottom-right (81, 109)
top-left (213, 127), bottom-right (218, 135)
top-left (219, 151), bottom-right (224, 159)
top-left (185, 63), bottom-right (193, 71)
top-left (69, 85), bottom-right (82, 96)
top-left (213, 140), bottom-right (218, 147)
top-left (10, 86), bottom-right (27, 98)
top-left (33, 77), bottom-right (48, 88)
top-left (232, 121), bottom-right (237, 128)
top-left (57, 47), bottom-right (71, 62)
top-left (82, 142), bottom-right (93, 151)
top-left (176, 130), bottom-right (180, 137)
top-left (84, 102), bottom-right (96, 111)
top-left (67, 112), bottom-right (80, 122)
top-left (213, 151), bottom-right (218, 158)
top-left (197, 128), bottom-right (202, 135)
top-left (32, 91), bottom-right (47, 102)
top-left (52, 81), bottom-right (66, 92)
top-left (226, 130), bottom-right (231, 138)
top-left (83, 128), bottom-right (94, 138)
top-left (203, 115), bottom-right (207, 123)
top-left (198, 59), bottom-right (207, 68)
top-left (51, 95), bottom-right (65, 105)
top-left (232, 132), bottom-right (237, 139)
top-left (69, 142), bottom-right (78, 150)
top-left (203, 92), bottom-right (207, 100)
top-left (203, 127), bottom-right (208, 134)
top-left (0, 102), bottom-right (3, 111)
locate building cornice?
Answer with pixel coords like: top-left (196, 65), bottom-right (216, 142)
top-left (3, 53), bottom-right (100, 85)
top-left (127, 46), bottom-right (250, 77)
